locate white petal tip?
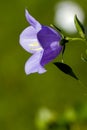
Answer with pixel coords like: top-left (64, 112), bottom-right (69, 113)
top-left (38, 67), bottom-right (47, 74)
top-left (25, 9), bottom-right (28, 15)
top-left (25, 66), bottom-right (47, 75)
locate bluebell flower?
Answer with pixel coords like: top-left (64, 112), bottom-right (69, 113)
top-left (19, 9), bottom-right (63, 75)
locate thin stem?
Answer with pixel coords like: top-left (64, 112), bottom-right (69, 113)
top-left (66, 37), bottom-right (86, 42)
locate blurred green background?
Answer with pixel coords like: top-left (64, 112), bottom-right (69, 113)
top-left (0, 0), bottom-right (87, 130)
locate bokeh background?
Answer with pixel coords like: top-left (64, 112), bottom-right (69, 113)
top-left (0, 0), bottom-right (87, 130)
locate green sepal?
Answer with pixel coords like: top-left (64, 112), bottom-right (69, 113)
top-left (62, 44), bottom-right (66, 56)
top-left (74, 15), bottom-right (85, 39)
top-left (60, 38), bottom-right (69, 46)
top-left (54, 62), bottom-right (78, 80)
top-left (50, 24), bottom-right (61, 32)
top-left (50, 24), bottom-right (64, 38)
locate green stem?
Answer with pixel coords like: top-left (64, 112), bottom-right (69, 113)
top-left (66, 37), bottom-right (86, 42)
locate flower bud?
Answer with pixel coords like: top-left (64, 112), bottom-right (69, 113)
top-left (74, 15), bottom-right (85, 39)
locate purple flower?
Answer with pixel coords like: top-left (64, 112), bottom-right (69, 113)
top-left (19, 9), bottom-right (63, 75)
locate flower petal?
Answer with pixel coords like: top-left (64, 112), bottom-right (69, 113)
top-left (19, 26), bottom-right (42, 53)
top-left (25, 51), bottom-right (46, 75)
top-left (25, 9), bottom-right (41, 32)
top-left (40, 42), bottom-right (63, 66)
top-left (37, 26), bottom-right (61, 49)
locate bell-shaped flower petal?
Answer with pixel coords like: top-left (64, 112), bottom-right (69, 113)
top-left (37, 26), bottom-right (62, 66)
top-left (25, 9), bottom-right (41, 32)
top-left (20, 26), bottom-right (42, 54)
top-left (20, 10), bottom-right (63, 75)
top-left (25, 50), bottom-right (46, 75)
top-left (40, 42), bottom-right (62, 66)
top-left (37, 26), bottom-right (61, 49)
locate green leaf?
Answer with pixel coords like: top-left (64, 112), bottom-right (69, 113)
top-left (74, 15), bottom-right (85, 39)
top-left (54, 62), bottom-right (78, 80)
